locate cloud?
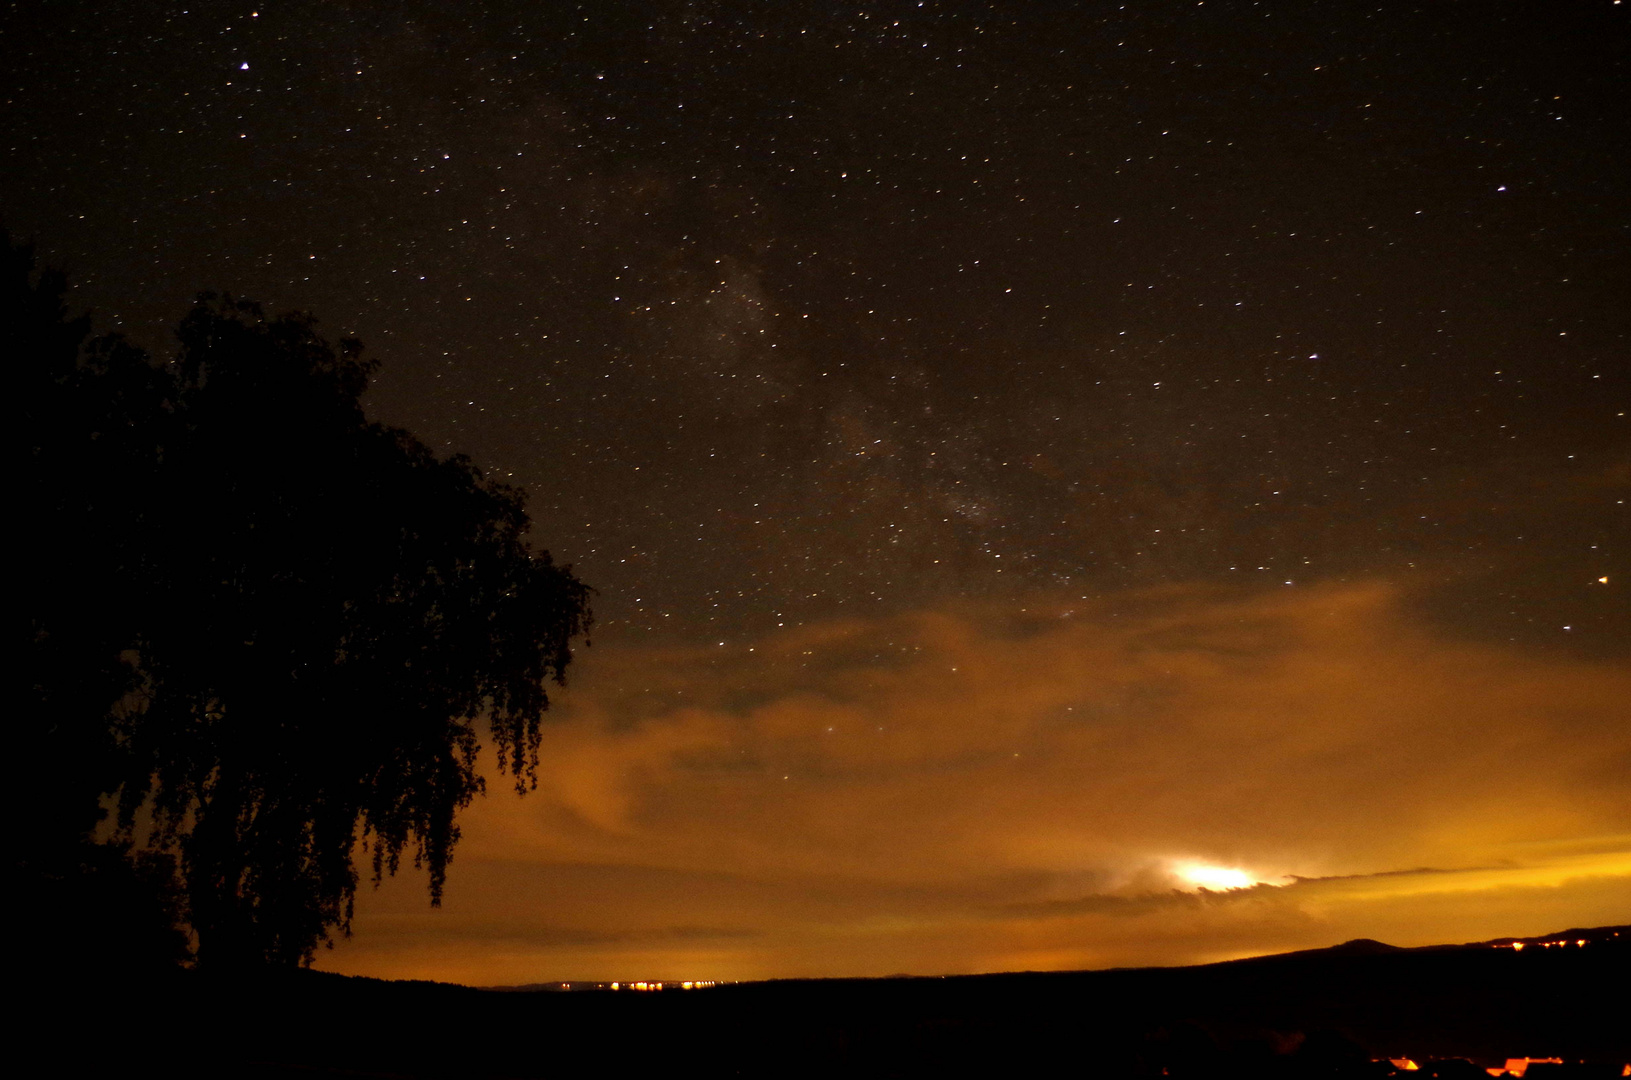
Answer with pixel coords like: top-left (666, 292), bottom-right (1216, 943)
top-left (326, 579), bottom-right (1631, 983)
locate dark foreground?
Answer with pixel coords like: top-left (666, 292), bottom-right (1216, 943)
top-left (35, 926), bottom-right (1628, 1077)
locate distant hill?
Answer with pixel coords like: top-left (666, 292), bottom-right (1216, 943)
top-left (24, 925), bottom-right (1628, 1077)
top-left (1189, 924), bottom-right (1627, 969)
top-left (1327, 937), bottom-right (1404, 954)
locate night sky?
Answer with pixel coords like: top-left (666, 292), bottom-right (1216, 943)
top-left (7, 1), bottom-right (1628, 983)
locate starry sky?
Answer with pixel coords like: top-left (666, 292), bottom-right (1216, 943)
top-left (6, 0), bottom-right (1628, 983)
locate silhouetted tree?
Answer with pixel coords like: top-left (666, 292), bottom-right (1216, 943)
top-left (14, 236), bottom-right (591, 968)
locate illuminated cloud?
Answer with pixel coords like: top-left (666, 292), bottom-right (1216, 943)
top-left (326, 579), bottom-right (1631, 984)
top-left (1171, 862), bottom-right (1268, 891)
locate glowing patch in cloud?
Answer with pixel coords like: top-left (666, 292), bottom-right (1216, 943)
top-left (1173, 862), bottom-right (1257, 891)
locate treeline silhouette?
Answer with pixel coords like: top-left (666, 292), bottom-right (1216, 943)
top-left (12, 234), bottom-right (590, 973)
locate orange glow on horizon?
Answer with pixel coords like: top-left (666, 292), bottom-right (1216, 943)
top-left (313, 583), bottom-right (1631, 986)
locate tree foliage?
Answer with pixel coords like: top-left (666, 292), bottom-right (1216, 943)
top-left (14, 237), bottom-right (591, 967)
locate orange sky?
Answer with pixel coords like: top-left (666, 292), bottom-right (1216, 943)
top-left (318, 578), bottom-right (1630, 985)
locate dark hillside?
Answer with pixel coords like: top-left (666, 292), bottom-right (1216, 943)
top-left (31, 926), bottom-right (1627, 1077)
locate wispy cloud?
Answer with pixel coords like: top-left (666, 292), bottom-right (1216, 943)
top-left (326, 579), bottom-right (1631, 984)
